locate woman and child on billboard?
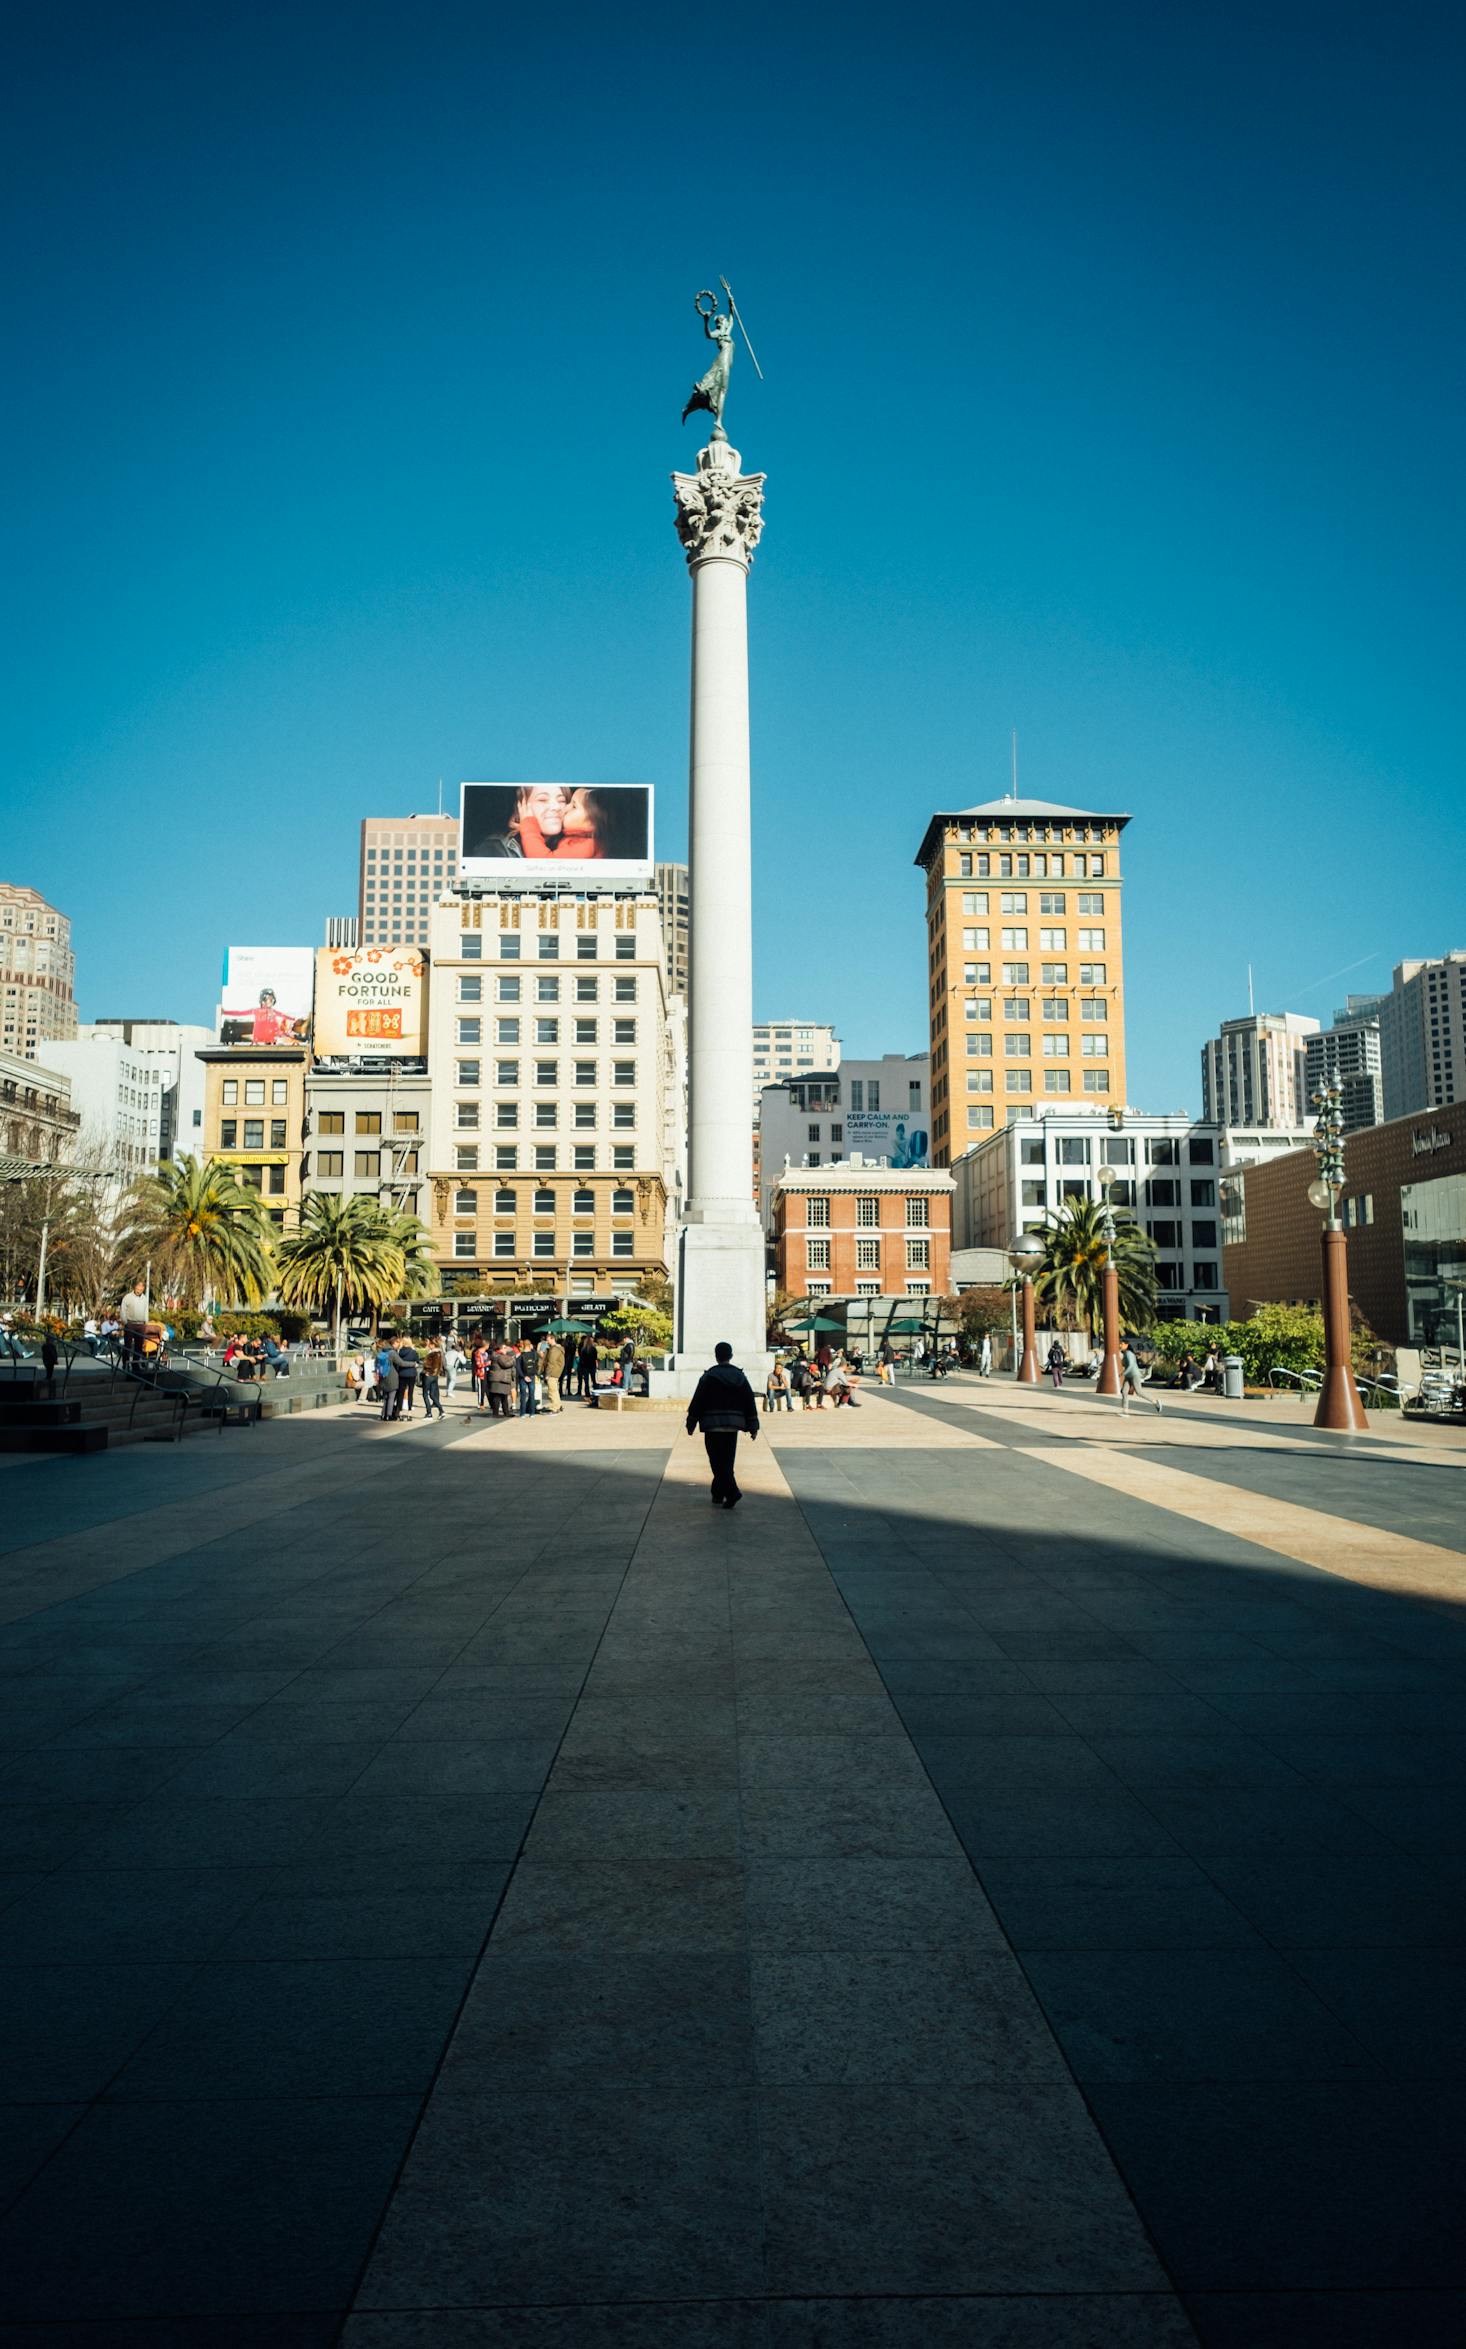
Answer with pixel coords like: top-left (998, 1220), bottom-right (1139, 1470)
top-left (459, 783), bottom-right (652, 877)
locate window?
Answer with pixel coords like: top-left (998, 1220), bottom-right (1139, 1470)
top-left (537, 977), bottom-right (560, 1002)
top-left (1079, 963), bottom-right (1107, 985)
top-left (532, 1233), bottom-right (556, 1259)
top-left (966, 1069), bottom-right (993, 1093)
top-left (958, 853), bottom-right (972, 877)
top-left (1190, 1179), bottom-right (1216, 1207)
top-left (459, 976), bottom-right (483, 1003)
top-left (494, 1232), bottom-right (514, 1257)
top-left (967, 998), bottom-right (992, 1023)
top-left (572, 1146), bottom-right (596, 1172)
top-left (1192, 1221), bottom-right (1219, 1249)
top-left (1082, 1069), bottom-right (1110, 1092)
top-left (1080, 999), bottom-right (1108, 1022)
top-left (495, 1102), bottom-right (519, 1128)
top-left (806, 1195), bottom-right (830, 1226)
top-left (1077, 893), bottom-right (1105, 916)
top-left (1188, 1137), bottom-right (1215, 1164)
top-left (1021, 1179), bottom-right (1045, 1207)
top-left (1039, 928), bottom-right (1066, 952)
top-left (855, 1236), bottom-right (880, 1270)
top-left (354, 1111), bottom-right (380, 1134)
top-left (1021, 1138), bottom-right (1046, 1165)
top-left (906, 1237), bottom-right (930, 1268)
top-left (533, 1019), bottom-right (560, 1045)
top-left (1004, 1032), bottom-right (1031, 1057)
top-left (458, 1061), bottom-right (482, 1088)
top-left (1149, 1220), bottom-right (1181, 1249)
top-left (533, 1187), bottom-right (555, 1214)
top-left (535, 1060), bottom-right (558, 1086)
top-left (573, 1018), bottom-right (597, 1045)
top-left (830, 1123), bottom-right (843, 1142)
top-left (459, 933), bottom-right (482, 960)
top-left (576, 976), bottom-right (600, 1004)
top-left (456, 1145), bottom-right (480, 1170)
top-left (612, 1103), bottom-right (635, 1128)
top-left (493, 1018), bottom-right (519, 1046)
top-left (534, 1102), bottom-right (558, 1128)
top-left (499, 935), bottom-right (522, 959)
top-left (1192, 1262), bottom-right (1219, 1289)
top-left (1002, 928), bottom-right (1028, 950)
top-left (1149, 1178), bottom-right (1181, 1205)
top-left (905, 1281), bottom-right (931, 1296)
top-left (611, 934), bottom-right (635, 961)
top-left (1041, 963), bottom-right (1068, 985)
top-left (455, 1188), bottom-right (478, 1214)
top-left (244, 1080), bottom-right (265, 1106)
top-left (497, 977), bottom-right (521, 1002)
top-left (453, 1233), bottom-right (476, 1259)
top-left (455, 1102), bottom-right (479, 1130)
top-left (855, 1196), bottom-right (879, 1227)
top-left (611, 1231), bottom-right (634, 1257)
top-left (393, 1112), bottom-right (419, 1133)
top-left (317, 1110), bottom-right (345, 1134)
top-left (610, 1187), bottom-right (633, 1216)
top-left (222, 1079), bottom-right (238, 1105)
top-left (1006, 1071), bottom-right (1032, 1093)
top-left (495, 1060), bottom-right (519, 1086)
top-left (317, 1151), bottom-right (344, 1176)
top-left (575, 934), bottom-right (598, 960)
top-left (962, 892), bottom-right (989, 914)
top-left (1043, 1070), bottom-right (1072, 1093)
top-left (962, 928), bottom-right (989, 951)
top-left (266, 1164), bottom-right (285, 1195)
top-left (613, 1061), bottom-right (635, 1087)
top-left (613, 1018), bottom-right (636, 1046)
top-left (906, 1196), bottom-right (929, 1226)
top-left (1041, 998), bottom-right (1067, 1023)
top-left (849, 1081), bottom-right (864, 1112)
top-left (272, 1080), bottom-right (288, 1104)
top-left (964, 964), bottom-right (991, 987)
top-left (495, 1145), bottom-right (518, 1170)
top-left (534, 1145), bottom-right (556, 1170)
top-left (1004, 998), bottom-right (1030, 1021)
top-left (571, 1232), bottom-right (594, 1257)
top-left (1002, 963), bottom-right (1029, 986)
top-left (612, 1145), bottom-right (634, 1170)
top-left (806, 1281), bottom-right (833, 1296)
top-left (1000, 892), bottom-right (1027, 914)
top-left (243, 1120), bottom-right (264, 1149)
top-left (968, 1105), bottom-right (995, 1129)
top-left (220, 1119), bottom-right (238, 1147)
top-left (1042, 1034), bottom-right (1068, 1057)
top-left (1081, 1035), bottom-right (1108, 1057)
top-left (1149, 1139), bottom-right (1179, 1166)
top-left (1039, 892), bottom-right (1066, 914)
top-left (611, 976), bottom-right (636, 1006)
top-left (806, 1122), bottom-right (822, 1143)
top-left (1077, 929), bottom-right (1106, 951)
top-left (806, 1237), bottom-right (831, 1270)
top-left (270, 1119), bottom-right (286, 1147)
top-left (354, 1150), bottom-right (378, 1175)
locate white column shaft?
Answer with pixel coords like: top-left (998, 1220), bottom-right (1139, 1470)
top-left (687, 553), bottom-right (756, 1223)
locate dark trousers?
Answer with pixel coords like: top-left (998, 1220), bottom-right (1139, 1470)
top-left (703, 1430), bottom-right (741, 1505)
top-left (396, 1376), bottom-right (416, 1419)
top-left (420, 1373), bottom-right (441, 1417)
top-left (518, 1383), bottom-right (536, 1416)
top-left (380, 1384), bottom-right (396, 1421)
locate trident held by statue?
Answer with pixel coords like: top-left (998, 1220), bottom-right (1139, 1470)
top-left (682, 279), bottom-right (764, 435)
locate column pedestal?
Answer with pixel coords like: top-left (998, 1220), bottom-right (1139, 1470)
top-left (1315, 1226), bottom-right (1368, 1433)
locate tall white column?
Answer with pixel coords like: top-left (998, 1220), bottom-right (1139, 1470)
top-left (670, 438), bottom-right (769, 1370)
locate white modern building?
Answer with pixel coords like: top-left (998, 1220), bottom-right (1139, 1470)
top-left (42, 1031), bottom-right (166, 1198)
top-left (757, 1052), bottom-right (931, 1225)
top-left (1200, 1011), bottom-right (1320, 1129)
top-left (1379, 953), bottom-right (1466, 1119)
top-left (1303, 996), bottom-right (1385, 1135)
top-left (424, 890), bottom-right (676, 1298)
top-left (86, 1020), bottom-right (214, 1164)
top-left (751, 1018), bottom-right (840, 1109)
top-left (951, 1108), bottom-right (1318, 1322)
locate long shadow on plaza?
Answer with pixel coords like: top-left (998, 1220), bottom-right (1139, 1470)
top-left (0, 1424), bottom-right (1463, 2346)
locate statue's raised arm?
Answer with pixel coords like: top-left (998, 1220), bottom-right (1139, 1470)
top-left (682, 290), bottom-right (735, 436)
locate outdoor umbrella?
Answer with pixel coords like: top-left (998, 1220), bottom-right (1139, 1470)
top-left (885, 1318), bottom-right (929, 1334)
top-left (786, 1315), bottom-right (846, 1333)
top-left (546, 1318), bottom-right (593, 1333)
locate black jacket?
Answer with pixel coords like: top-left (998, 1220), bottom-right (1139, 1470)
top-left (686, 1363), bottom-right (759, 1437)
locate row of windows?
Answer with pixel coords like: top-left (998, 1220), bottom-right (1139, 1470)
top-left (454, 1186), bottom-right (637, 1217)
top-left (805, 1281), bottom-right (932, 1297)
top-left (454, 1143), bottom-right (636, 1172)
top-left (959, 891), bottom-right (1106, 917)
top-left (961, 928), bottom-right (1108, 954)
top-left (806, 1238), bottom-right (931, 1271)
top-left (313, 1110), bottom-right (420, 1135)
top-left (965, 1072), bottom-right (1112, 1100)
top-left (312, 1151), bottom-right (420, 1177)
top-left (457, 1102), bottom-right (639, 1131)
top-left (460, 976), bottom-right (639, 1004)
top-left (457, 932), bottom-right (638, 962)
top-left (456, 1060), bottom-right (637, 1090)
top-left (1018, 1135), bottom-right (1215, 1168)
top-left (220, 1078), bottom-right (291, 1106)
top-left (802, 1196), bottom-right (931, 1229)
top-left (955, 850), bottom-right (1107, 877)
top-left (962, 964), bottom-right (1108, 990)
top-left (221, 1120), bottom-right (288, 1149)
top-left (965, 999), bottom-right (1109, 1025)
top-left (457, 1231), bottom-right (639, 1261)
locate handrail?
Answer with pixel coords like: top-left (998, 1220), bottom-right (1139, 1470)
top-left (1267, 1366), bottom-right (1321, 1392)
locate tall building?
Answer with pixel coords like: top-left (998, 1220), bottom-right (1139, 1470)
top-left (1303, 996), bottom-right (1385, 1135)
top-left (359, 815), bottom-right (460, 948)
top-left (1379, 953), bottom-right (1466, 1120)
top-left (0, 884), bottom-right (77, 1062)
top-left (425, 891), bottom-right (675, 1298)
top-left (654, 862), bottom-right (689, 1000)
top-left (85, 1020), bottom-right (214, 1162)
top-left (751, 1019), bottom-right (840, 1107)
top-left (324, 916), bottom-right (360, 950)
top-left (915, 798), bottom-right (1129, 1165)
top-left (304, 1068), bottom-right (431, 1226)
top-left (0, 1051), bottom-right (78, 1165)
top-left (757, 1053), bottom-right (930, 1224)
top-left (43, 1032), bottom-right (168, 1195)
top-left (198, 1045), bottom-right (311, 1232)
top-left (1200, 1011), bottom-right (1319, 1129)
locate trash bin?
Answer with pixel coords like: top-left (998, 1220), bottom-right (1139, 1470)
top-left (1223, 1354), bottom-right (1244, 1400)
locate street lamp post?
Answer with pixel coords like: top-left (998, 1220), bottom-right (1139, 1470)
top-left (1007, 1231), bottom-right (1043, 1385)
top-left (1307, 1080), bottom-right (1367, 1434)
top-left (1094, 1164), bottom-right (1122, 1400)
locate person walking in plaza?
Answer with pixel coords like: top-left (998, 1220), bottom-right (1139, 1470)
top-left (1046, 1339), bottom-right (1066, 1390)
top-left (376, 1337), bottom-right (399, 1424)
top-left (444, 1339), bottom-right (466, 1401)
top-left (516, 1340), bottom-right (538, 1417)
top-left (472, 1337), bottom-right (491, 1411)
top-left (979, 1330), bottom-right (993, 1377)
top-left (542, 1335), bottom-right (565, 1414)
top-left (1118, 1341), bottom-right (1163, 1416)
top-left (420, 1338), bottom-right (445, 1420)
top-left (119, 1280), bottom-right (148, 1368)
top-left (686, 1341), bottom-right (759, 1509)
top-left (576, 1333), bottom-right (597, 1397)
top-left (395, 1337), bottom-right (420, 1419)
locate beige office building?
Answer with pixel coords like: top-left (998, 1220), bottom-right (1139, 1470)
top-left (655, 862), bottom-right (690, 1000)
top-left (358, 815), bottom-right (460, 949)
top-left (303, 1069), bottom-right (431, 1225)
top-left (199, 1046), bottom-right (310, 1232)
top-left (425, 892), bottom-right (673, 1297)
top-left (0, 884), bottom-right (77, 1062)
top-left (915, 796), bottom-right (1130, 1166)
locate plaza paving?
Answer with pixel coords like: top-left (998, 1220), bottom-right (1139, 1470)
top-left (1, 1378), bottom-right (1465, 2347)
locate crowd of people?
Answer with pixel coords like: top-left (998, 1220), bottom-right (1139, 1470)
top-left (345, 1329), bottom-right (640, 1424)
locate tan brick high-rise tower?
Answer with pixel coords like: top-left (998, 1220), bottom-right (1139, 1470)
top-left (914, 796), bottom-right (1130, 1166)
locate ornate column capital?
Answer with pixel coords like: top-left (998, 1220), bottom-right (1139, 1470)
top-left (672, 441), bottom-right (766, 571)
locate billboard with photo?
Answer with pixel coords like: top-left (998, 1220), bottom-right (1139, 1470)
top-left (314, 946), bottom-right (427, 1058)
top-left (459, 782), bottom-right (653, 885)
top-left (845, 1109), bottom-right (930, 1169)
top-left (217, 947), bottom-right (315, 1046)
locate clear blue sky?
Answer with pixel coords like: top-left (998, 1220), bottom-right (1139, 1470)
top-left (6, 0), bottom-right (1463, 1109)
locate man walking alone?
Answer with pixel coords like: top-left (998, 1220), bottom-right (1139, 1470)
top-left (685, 1341), bottom-right (759, 1509)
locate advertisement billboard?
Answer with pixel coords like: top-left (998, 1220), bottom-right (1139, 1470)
top-left (217, 948), bottom-right (315, 1046)
top-left (313, 946), bottom-right (427, 1058)
top-left (459, 783), bottom-right (654, 885)
top-left (845, 1110), bottom-right (930, 1169)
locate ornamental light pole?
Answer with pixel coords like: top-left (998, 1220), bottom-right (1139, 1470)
top-left (1307, 1078), bottom-right (1367, 1433)
top-left (1007, 1230), bottom-right (1043, 1384)
top-left (1094, 1162), bottom-right (1123, 1399)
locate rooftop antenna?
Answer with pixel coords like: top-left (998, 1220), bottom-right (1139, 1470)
top-left (436, 776), bottom-right (444, 817)
top-left (1010, 729), bottom-right (1018, 802)
top-left (1247, 962), bottom-right (1255, 1016)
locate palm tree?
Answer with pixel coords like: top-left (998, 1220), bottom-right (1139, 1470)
top-left (379, 1206), bottom-right (440, 1319)
top-left (116, 1155), bottom-right (275, 1308)
top-left (275, 1194), bottom-right (403, 1355)
top-left (1030, 1196), bottom-right (1158, 1338)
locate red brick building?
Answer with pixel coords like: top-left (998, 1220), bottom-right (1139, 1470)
top-left (773, 1167), bottom-right (954, 1301)
top-left (1221, 1098), bottom-right (1466, 1346)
